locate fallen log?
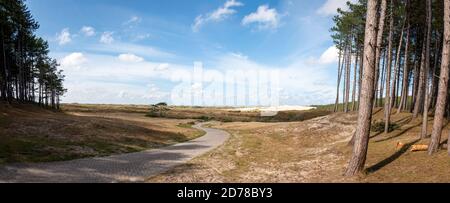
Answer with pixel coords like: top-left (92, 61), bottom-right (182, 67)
top-left (410, 145), bottom-right (429, 152)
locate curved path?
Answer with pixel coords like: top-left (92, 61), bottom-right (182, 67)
top-left (0, 123), bottom-right (229, 183)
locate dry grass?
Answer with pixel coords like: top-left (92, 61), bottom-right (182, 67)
top-left (149, 113), bottom-right (358, 183)
top-left (0, 103), bottom-right (203, 164)
top-left (360, 108), bottom-right (450, 183)
top-left (144, 105), bottom-right (331, 123)
top-left (149, 109), bottom-right (450, 183)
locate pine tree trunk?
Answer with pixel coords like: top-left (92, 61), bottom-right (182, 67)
top-left (379, 52), bottom-right (387, 107)
top-left (385, 2), bottom-right (394, 134)
top-left (421, 0), bottom-right (433, 139)
top-left (411, 58), bottom-right (419, 112)
top-left (398, 21), bottom-right (411, 113)
top-left (335, 46), bottom-right (345, 112)
top-left (345, 42), bottom-right (352, 113)
top-left (352, 48), bottom-right (359, 111)
top-left (391, 19), bottom-right (406, 111)
top-left (374, 0), bottom-right (388, 108)
top-left (429, 0), bottom-right (450, 155)
top-left (345, 0), bottom-right (378, 176)
top-left (358, 47), bottom-right (364, 110)
top-left (429, 32), bottom-right (442, 111)
top-left (414, 39), bottom-right (428, 118)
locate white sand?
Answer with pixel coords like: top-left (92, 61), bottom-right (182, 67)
top-left (230, 105), bottom-right (316, 112)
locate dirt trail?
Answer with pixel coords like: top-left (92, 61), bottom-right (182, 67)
top-left (0, 124), bottom-right (230, 183)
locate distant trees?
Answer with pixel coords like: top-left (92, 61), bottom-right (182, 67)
top-left (0, 0), bottom-right (65, 109)
top-left (332, 0), bottom-right (450, 175)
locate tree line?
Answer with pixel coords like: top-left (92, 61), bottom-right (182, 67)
top-left (0, 0), bottom-right (65, 109)
top-left (331, 0), bottom-right (450, 176)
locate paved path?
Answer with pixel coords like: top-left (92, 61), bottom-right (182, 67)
top-left (0, 123), bottom-right (229, 183)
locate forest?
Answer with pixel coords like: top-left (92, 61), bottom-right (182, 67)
top-left (0, 0), bottom-right (65, 109)
top-left (331, 0), bottom-right (450, 176)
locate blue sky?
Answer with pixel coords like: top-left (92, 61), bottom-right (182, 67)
top-left (26, 0), bottom-right (354, 106)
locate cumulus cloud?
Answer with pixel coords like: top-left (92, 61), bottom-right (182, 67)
top-left (192, 0), bottom-right (243, 32)
top-left (316, 0), bottom-right (358, 16)
top-left (80, 26), bottom-right (95, 37)
top-left (318, 46), bottom-right (339, 64)
top-left (242, 5), bottom-right (280, 30)
top-left (100, 32), bottom-right (114, 44)
top-left (57, 28), bottom-right (71, 45)
top-left (58, 50), bottom-right (336, 106)
top-left (304, 46), bottom-right (339, 65)
top-left (118, 53), bottom-right (144, 63)
top-left (60, 53), bottom-right (87, 69)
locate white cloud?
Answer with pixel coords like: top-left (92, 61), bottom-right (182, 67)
top-left (316, 0), bottom-right (358, 16)
top-left (118, 53), bottom-right (144, 63)
top-left (58, 50), bottom-right (336, 106)
top-left (57, 28), bottom-right (71, 45)
top-left (192, 0), bottom-right (243, 32)
top-left (88, 42), bottom-right (174, 59)
top-left (80, 26), bottom-right (95, 37)
top-left (304, 46), bottom-right (339, 65)
top-left (242, 5), bottom-right (280, 30)
top-left (60, 52), bottom-right (87, 70)
top-left (100, 32), bottom-right (114, 44)
top-left (319, 46), bottom-right (339, 64)
top-left (156, 63), bottom-right (170, 71)
top-left (125, 16), bottom-right (142, 25)
top-left (229, 52), bottom-right (249, 60)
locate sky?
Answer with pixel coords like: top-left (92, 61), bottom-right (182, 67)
top-left (26, 0), bottom-right (356, 106)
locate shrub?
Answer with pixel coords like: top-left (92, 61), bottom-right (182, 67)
top-left (197, 116), bottom-right (212, 121)
top-left (156, 102), bottom-right (168, 106)
top-left (148, 104), bottom-right (170, 118)
top-left (221, 117), bottom-right (233, 123)
top-left (371, 121), bottom-right (399, 133)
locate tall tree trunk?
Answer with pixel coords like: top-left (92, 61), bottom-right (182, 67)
top-left (429, 0), bottom-right (450, 155)
top-left (379, 51), bottom-right (387, 107)
top-left (374, 0), bottom-right (388, 108)
top-left (357, 47), bottom-right (364, 110)
top-left (391, 19), bottom-right (406, 111)
top-left (335, 44), bottom-right (345, 112)
top-left (421, 0), bottom-right (433, 139)
top-left (411, 57), bottom-right (419, 112)
top-left (352, 47), bottom-right (359, 111)
top-left (345, 0), bottom-right (378, 176)
top-left (385, 1), bottom-right (394, 134)
top-left (1, 29), bottom-right (8, 101)
top-left (429, 32), bottom-right (442, 110)
top-left (398, 21), bottom-right (411, 114)
top-left (345, 41), bottom-right (352, 113)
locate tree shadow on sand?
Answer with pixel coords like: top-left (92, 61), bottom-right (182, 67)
top-left (366, 139), bottom-right (420, 174)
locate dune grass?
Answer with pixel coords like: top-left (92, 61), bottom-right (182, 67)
top-left (0, 103), bottom-right (203, 164)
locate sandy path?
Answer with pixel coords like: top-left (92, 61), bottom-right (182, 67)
top-left (0, 124), bottom-right (230, 183)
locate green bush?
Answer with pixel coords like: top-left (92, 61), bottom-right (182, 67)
top-left (371, 121), bottom-right (399, 133)
top-left (197, 116), bottom-right (212, 121)
top-left (155, 102), bottom-right (168, 106)
top-left (221, 117), bottom-right (234, 123)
